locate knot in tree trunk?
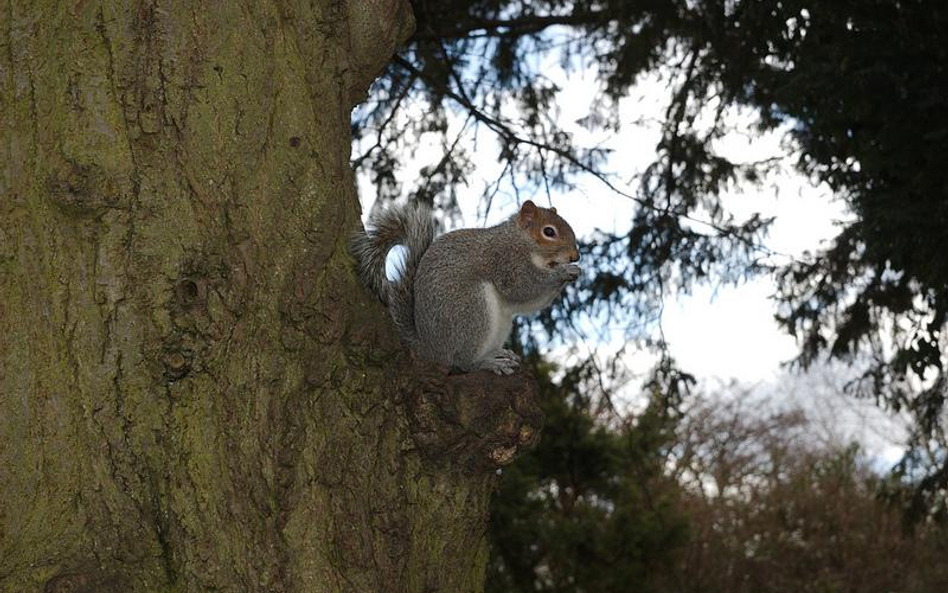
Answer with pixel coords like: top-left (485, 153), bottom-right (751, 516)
top-left (405, 361), bottom-right (544, 472)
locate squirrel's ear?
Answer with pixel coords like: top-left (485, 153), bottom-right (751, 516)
top-left (549, 206), bottom-right (557, 214)
top-left (518, 200), bottom-right (538, 228)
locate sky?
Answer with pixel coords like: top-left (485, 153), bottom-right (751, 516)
top-left (354, 57), bottom-right (909, 465)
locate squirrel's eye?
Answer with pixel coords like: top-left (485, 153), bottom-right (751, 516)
top-left (543, 226), bottom-right (557, 238)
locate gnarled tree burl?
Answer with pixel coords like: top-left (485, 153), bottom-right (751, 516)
top-left (0, 2), bottom-right (541, 591)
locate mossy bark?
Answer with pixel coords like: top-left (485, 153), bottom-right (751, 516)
top-left (0, 2), bottom-right (527, 592)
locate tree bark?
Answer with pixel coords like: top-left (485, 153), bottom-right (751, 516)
top-left (0, 2), bottom-right (540, 592)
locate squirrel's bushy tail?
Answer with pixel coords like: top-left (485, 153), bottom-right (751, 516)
top-left (350, 202), bottom-right (436, 349)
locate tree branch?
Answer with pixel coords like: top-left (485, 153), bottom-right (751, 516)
top-left (412, 11), bottom-right (611, 41)
top-left (391, 55), bottom-right (777, 255)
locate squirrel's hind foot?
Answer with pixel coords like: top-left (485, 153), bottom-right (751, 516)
top-left (477, 349), bottom-right (521, 375)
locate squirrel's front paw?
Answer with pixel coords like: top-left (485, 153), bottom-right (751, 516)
top-left (555, 263), bottom-right (581, 283)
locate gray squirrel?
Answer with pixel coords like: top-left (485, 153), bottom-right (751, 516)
top-left (351, 200), bottom-right (581, 374)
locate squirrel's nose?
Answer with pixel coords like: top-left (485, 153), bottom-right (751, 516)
top-left (569, 249), bottom-right (580, 263)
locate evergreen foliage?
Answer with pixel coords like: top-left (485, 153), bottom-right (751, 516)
top-left (354, 0), bottom-right (948, 518)
top-left (487, 356), bottom-right (687, 593)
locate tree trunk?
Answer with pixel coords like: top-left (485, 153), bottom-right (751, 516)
top-left (0, 2), bottom-right (540, 592)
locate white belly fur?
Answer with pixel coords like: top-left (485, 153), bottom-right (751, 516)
top-left (510, 289), bottom-right (558, 315)
top-left (480, 282), bottom-right (513, 359)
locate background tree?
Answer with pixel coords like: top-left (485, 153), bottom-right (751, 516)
top-left (487, 356), bottom-right (688, 593)
top-left (663, 396), bottom-right (948, 593)
top-left (355, 0), bottom-right (948, 517)
top-left (486, 361), bottom-right (948, 592)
